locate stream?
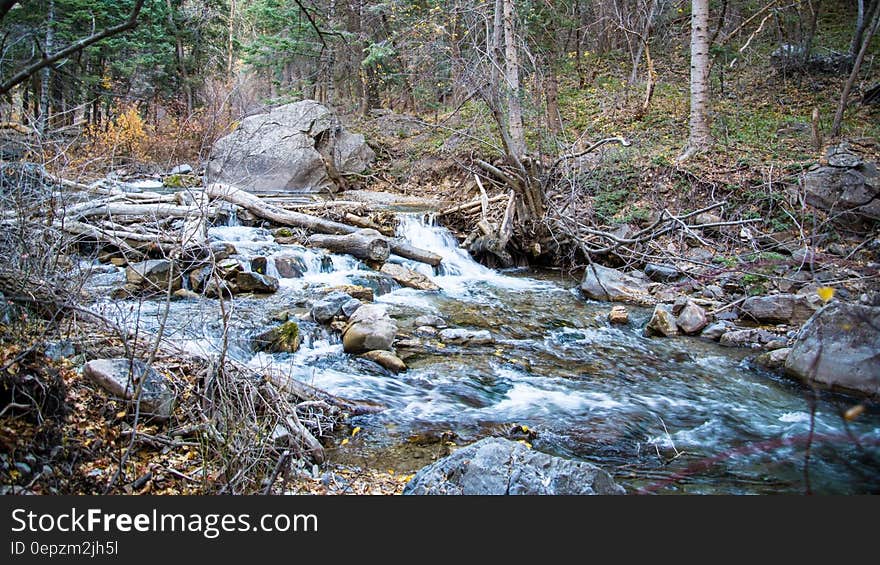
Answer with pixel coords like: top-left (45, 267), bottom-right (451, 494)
top-left (89, 212), bottom-right (880, 494)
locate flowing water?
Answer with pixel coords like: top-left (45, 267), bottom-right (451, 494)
top-left (92, 213), bottom-right (880, 494)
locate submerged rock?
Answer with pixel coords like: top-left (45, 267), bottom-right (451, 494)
top-left (438, 328), bottom-right (494, 345)
top-left (608, 305), bottom-right (629, 325)
top-left (413, 314), bottom-right (447, 328)
top-left (82, 359), bottom-right (175, 421)
top-left (579, 264), bottom-right (653, 305)
top-left (785, 303), bottom-right (880, 396)
top-left (403, 437), bottom-right (624, 495)
top-left (361, 350), bottom-right (407, 373)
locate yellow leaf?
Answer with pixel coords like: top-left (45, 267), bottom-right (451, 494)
top-left (521, 425), bottom-right (530, 432)
top-left (340, 438), bottom-right (349, 446)
top-left (436, 342), bottom-right (445, 348)
top-left (387, 469), bottom-right (395, 475)
top-left (518, 440), bottom-right (532, 449)
top-left (351, 426), bottom-right (362, 437)
top-left (116, 410), bottom-right (127, 419)
top-left (817, 286), bottom-right (835, 303)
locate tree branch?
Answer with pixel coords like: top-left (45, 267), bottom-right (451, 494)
top-left (0, 0), bottom-right (145, 96)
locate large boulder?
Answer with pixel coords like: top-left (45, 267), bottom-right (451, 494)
top-left (82, 359), bottom-right (175, 421)
top-left (206, 100), bottom-right (375, 193)
top-left (579, 264), bottom-right (653, 305)
top-left (784, 303), bottom-right (880, 396)
top-left (342, 304), bottom-right (397, 353)
top-left (403, 437), bottom-right (624, 495)
top-left (740, 294), bottom-right (817, 325)
top-left (803, 144), bottom-right (880, 224)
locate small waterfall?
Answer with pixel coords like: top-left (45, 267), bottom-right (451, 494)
top-left (395, 213), bottom-right (492, 278)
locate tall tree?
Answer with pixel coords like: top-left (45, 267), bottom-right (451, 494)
top-left (681, 0), bottom-right (712, 159)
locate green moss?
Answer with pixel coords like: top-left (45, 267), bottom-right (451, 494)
top-left (163, 173), bottom-right (201, 188)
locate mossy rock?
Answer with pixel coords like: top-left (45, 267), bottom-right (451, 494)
top-left (253, 321), bottom-right (301, 353)
top-left (163, 173), bottom-right (201, 188)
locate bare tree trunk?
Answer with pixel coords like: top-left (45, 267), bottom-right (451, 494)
top-left (544, 56), bottom-right (562, 135)
top-left (226, 0), bottom-right (236, 80)
top-left (165, 0), bottom-right (193, 114)
top-left (37, 0), bottom-right (54, 135)
top-left (849, 0), bottom-right (867, 61)
top-left (681, 0), bottom-right (713, 159)
top-left (831, 1), bottom-right (880, 137)
top-left (503, 0), bottom-right (525, 157)
top-left (629, 0), bottom-right (659, 85)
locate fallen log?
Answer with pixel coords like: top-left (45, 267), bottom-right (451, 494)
top-left (206, 183), bottom-right (442, 266)
top-left (437, 193), bottom-right (507, 216)
top-left (71, 202), bottom-right (218, 221)
top-left (308, 229), bottom-right (391, 262)
top-left (344, 212), bottom-right (395, 236)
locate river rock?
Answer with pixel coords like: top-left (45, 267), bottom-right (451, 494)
top-left (273, 255), bottom-right (306, 278)
top-left (756, 347), bottom-right (791, 370)
top-left (784, 303), bottom-right (880, 396)
top-left (253, 321), bottom-right (301, 354)
top-left (234, 271), bottom-right (279, 294)
top-left (361, 350), bottom-right (407, 373)
top-left (206, 100), bottom-right (375, 193)
top-left (644, 263), bottom-right (681, 282)
top-left (803, 144), bottom-right (880, 224)
top-left (719, 329), bottom-right (786, 349)
top-left (380, 263), bottom-right (440, 291)
top-left (250, 256), bottom-right (269, 275)
top-left (608, 305), bottom-right (629, 325)
top-left (740, 294), bottom-right (817, 325)
top-left (438, 328), bottom-right (494, 345)
top-left (169, 164), bottom-right (193, 175)
top-left (311, 291), bottom-right (354, 323)
top-left (412, 315), bottom-right (445, 328)
top-left (676, 301), bottom-right (709, 334)
top-left (402, 437), bottom-right (624, 495)
top-left (579, 264), bottom-right (653, 305)
top-left (172, 289), bottom-right (200, 300)
top-left (645, 305), bottom-right (678, 337)
top-left (125, 260), bottom-right (182, 293)
top-left (341, 298), bottom-right (363, 318)
top-left (342, 304), bottom-right (397, 353)
top-left (322, 284), bottom-right (374, 302)
top-left (82, 359), bottom-right (175, 421)
top-left (701, 320), bottom-right (735, 341)
top-left (188, 266), bottom-right (211, 293)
